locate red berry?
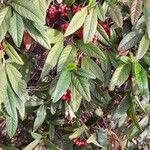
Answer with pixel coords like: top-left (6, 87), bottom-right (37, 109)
top-left (58, 4), bottom-right (70, 17)
top-left (48, 5), bottom-right (58, 19)
top-left (61, 89), bottom-right (71, 101)
top-left (60, 22), bottom-right (69, 32)
top-left (72, 5), bottom-right (81, 13)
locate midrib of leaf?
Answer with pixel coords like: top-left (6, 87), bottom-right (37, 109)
top-left (72, 74), bottom-right (90, 101)
top-left (83, 8), bottom-right (97, 43)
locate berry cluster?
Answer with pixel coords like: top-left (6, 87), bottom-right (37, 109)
top-left (72, 138), bottom-right (88, 146)
top-left (46, 3), bottom-right (81, 32)
top-left (58, 4), bottom-right (70, 17)
top-left (61, 89), bottom-right (71, 101)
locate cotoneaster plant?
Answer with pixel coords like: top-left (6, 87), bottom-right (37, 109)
top-left (0, 0), bottom-right (149, 150)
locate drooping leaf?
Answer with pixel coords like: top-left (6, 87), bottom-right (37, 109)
top-left (118, 31), bottom-right (143, 51)
top-left (109, 63), bottom-right (131, 91)
top-left (130, 0), bottom-right (143, 25)
top-left (9, 12), bottom-right (24, 47)
top-left (0, 7), bottom-right (11, 42)
top-left (72, 73), bottom-right (91, 102)
top-left (6, 63), bottom-right (28, 102)
top-left (82, 57), bottom-right (104, 81)
top-left (25, 21), bottom-right (51, 49)
top-left (75, 68), bottom-right (96, 79)
top-left (0, 63), bottom-right (7, 110)
top-left (96, 4), bottom-right (105, 21)
top-left (4, 85), bottom-right (18, 138)
top-left (6, 114), bottom-right (18, 138)
top-left (143, 0), bottom-right (150, 39)
top-left (70, 83), bottom-right (82, 112)
top-left (108, 4), bottom-right (123, 28)
top-left (57, 45), bottom-right (74, 72)
top-left (11, 0), bottom-right (45, 24)
top-left (133, 62), bottom-right (149, 102)
top-left (76, 40), bottom-right (106, 60)
top-left (4, 41), bottom-right (24, 65)
top-left (52, 70), bottom-right (71, 103)
top-left (127, 101), bottom-right (142, 130)
top-left (41, 42), bottom-right (64, 78)
top-left (64, 7), bottom-right (88, 37)
top-left (33, 105), bottom-right (47, 131)
top-left (136, 34), bottom-right (150, 59)
top-left (32, 0), bottom-right (47, 17)
top-left (83, 8), bottom-right (97, 43)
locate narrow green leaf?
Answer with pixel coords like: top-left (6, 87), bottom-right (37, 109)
top-left (6, 63), bottom-right (28, 102)
top-left (108, 4), bottom-right (123, 28)
top-left (136, 34), bottom-right (150, 59)
top-left (25, 21), bottom-right (51, 49)
top-left (70, 83), bottom-right (82, 112)
top-left (76, 40), bottom-right (106, 60)
top-left (130, 0), bottom-right (143, 25)
top-left (52, 70), bottom-right (71, 103)
top-left (118, 31), bottom-right (143, 51)
top-left (4, 42), bottom-right (24, 65)
top-left (64, 7), bottom-right (88, 37)
top-left (143, 0), bottom-right (150, 39)
top-left (109, 64), bottom-right (131, 91)
top-left (9, 12), bottom-right (24, 47)
top-left (83, 8), bottom-right (97, 43)
top-left (11, 0), bottom-right (45, 24)
top-left (6, 114), bottom-right (18, 138)
top-left (0, 7), bottom-right (11, 42)
top-left (96, 4), bottom-right (105, 21)
top-left (75, 68), bottom-right (96, 79)
top-left (82, 57), bottom-right (104, 81)
top-left (72, 73), bottom-right (91, 102)
top-left (133, 62), bottom-right (149, 102)
top-left (0, 63), bottom-right (7, 110)
top-left (57, 45), bottom-right (73, 72)
top-left (4, 85), bottom-right (18, 138)
top-left (32, 0), bottom-right (47, 17)
top-left (128, 101), bottom-right (142, 130)
top-left (41, 42), bottom-right (64, 78)
top-left (33, 105), bottom-right (47, 131)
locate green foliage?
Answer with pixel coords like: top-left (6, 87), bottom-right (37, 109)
top-left (0, 0), bottom-right (149, 149)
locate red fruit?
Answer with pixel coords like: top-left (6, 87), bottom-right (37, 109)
top-left (48, 5), bottom-right (57, 19)
top-left (98, 20), bottom-right (110, 36)
top-left (58, 4), bottom-right (70, 17)
top-left (61, 89), bottom-right (71, 101)
top-left (72, 5), bottom-right (81, 13)
top-left (60, 22), bottom-right (69, 32)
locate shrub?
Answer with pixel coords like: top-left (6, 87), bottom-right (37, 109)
top-left (0, 0), bottom-right (149, 149)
